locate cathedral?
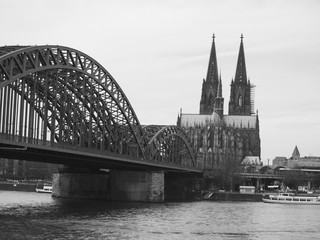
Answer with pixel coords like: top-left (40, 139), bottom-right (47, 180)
top-left (177, 34), bottom-right (261, 174)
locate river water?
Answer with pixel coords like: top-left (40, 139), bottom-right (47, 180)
top-left (1, 191), bottom-right (320, 240)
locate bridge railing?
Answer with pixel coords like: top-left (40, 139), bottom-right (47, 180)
top-left (0, 132), bottom-right (144, 160)
top-left (0, 132), bottom-right (203, 172)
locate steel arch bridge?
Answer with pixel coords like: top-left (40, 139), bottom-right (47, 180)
top-left (143, 125), bottom-right (196, 166)
top-left (0, 45), bottom-right (199, 172)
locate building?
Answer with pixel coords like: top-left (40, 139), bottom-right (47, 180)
top-left (272, 146), bottom-right (320, 191)
top-left (272, 146), bottom-right (320, 169)
top-left (177, 34), bottom-right (261, 188)
top-left (272, 157), bottom-right (287, 167)
top-left (0, 158), bottom-right (58, 180)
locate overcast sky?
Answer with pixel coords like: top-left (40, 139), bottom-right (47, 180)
top-left (1, 0), bottom-right (320, 163)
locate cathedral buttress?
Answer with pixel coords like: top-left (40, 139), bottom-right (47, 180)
top-left (229, 34), bottom-right (252, 115)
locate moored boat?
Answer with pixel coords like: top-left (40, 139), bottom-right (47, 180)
top-left (262, 192), bottom-right (320, 204)
top-left (35, 185), bottom-right (52, 193)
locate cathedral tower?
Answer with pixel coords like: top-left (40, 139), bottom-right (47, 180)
top-left (178, 34), bottom-right (261, 188)
top-left (200, 34), bottom-right (220, 115)
top-left (229, 34), bottom-right (252, 115)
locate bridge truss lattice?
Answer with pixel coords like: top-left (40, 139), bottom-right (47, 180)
top-left (0, 45), bottom-right (197, 170)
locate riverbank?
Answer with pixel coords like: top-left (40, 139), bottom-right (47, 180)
top-left (205, 191), bottom-right (263, 202)
top-left (0, 182), bottom-right (37, 192)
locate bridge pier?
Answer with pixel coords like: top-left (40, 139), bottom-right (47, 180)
top-left (164, 172), bottom-right (204, 201)
top-left (110, 170), bottom-right (164, 202)
top-left (52, 168), bottom-right (165, 202)
top-left (52, 167), bottom-right (110, 200)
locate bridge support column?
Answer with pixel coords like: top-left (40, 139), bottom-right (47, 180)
top-left (110, 170), bottom-right (164, 202)
top-left (52, 168), bottom-right (164, 202)
top-left (52, 168), bottom-right (110, 200)
top-left (164, 172), bottom-right (203, 201)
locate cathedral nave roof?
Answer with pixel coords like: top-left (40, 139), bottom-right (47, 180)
top-left (223, 115), bottom-right (257, 129)
top-left (179, 112), bottom-right (221, 127)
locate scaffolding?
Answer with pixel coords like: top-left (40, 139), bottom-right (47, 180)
top-left (250, 84), bottom-right (256, 114)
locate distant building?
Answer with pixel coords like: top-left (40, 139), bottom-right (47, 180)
top-left (287, 157), bottom-right (320, 169)
top-left (241, 156), bottom-right (262, 174)
top-left (272, 157), bottom-right (287, 167)
top-left (177, 34), bottom-right (261, 186)
top-left (272, 146), bottom-right (320, 169)
top-left (0, 158), bottom-right (58, 180)
top-left (291, 145), bottom-right (300, 159)
top-left (271, 146), bottom-right (320, 191)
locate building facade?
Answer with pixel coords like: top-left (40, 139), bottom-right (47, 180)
top-left (177, 35), bottom-right (261, 180)
top-left (273, 146), bottom-right (320, 169)
top-left (272, 146), bottom-right (320, 191)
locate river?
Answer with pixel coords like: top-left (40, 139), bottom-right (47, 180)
top-left (1, 191), bottom-right (320, 239)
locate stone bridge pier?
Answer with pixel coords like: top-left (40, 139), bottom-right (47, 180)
top-left (52, 167), bottom-right (202, 202)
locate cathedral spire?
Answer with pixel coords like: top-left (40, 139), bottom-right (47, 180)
top-left (200, 34), bottom-right (219, 115)
top-left (228, 34), bottom-right (252, 116)
top-left (213, 70), bottom-right (224, 118)
top-left (217, 71), bottom-right (222, 97)
top-left (234, 33), bottom-right (247, 83)
top-left (206, 33), bottom-right (219, 84)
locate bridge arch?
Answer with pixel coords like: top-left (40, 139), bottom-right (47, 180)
top-left (143, 125), bottom-right (197, 168)
top-left (0, 45), bottom-right (148, 158)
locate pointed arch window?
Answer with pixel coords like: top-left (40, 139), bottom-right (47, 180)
top-left (238, 95), bottom-right (243, 107)
top-left (209, 93), bottom-right (214, 108)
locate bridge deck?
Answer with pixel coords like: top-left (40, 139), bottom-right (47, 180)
top-left (0, 139), bottom-right (202, 173)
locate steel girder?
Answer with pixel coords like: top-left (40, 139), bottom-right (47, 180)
top-left (143, 125), bottom-right (197, 168)
top-left (0, 45), bottom-right (148, 158)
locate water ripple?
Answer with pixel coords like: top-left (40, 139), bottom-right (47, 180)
top-left (1, 191), bottom-right (320, 239)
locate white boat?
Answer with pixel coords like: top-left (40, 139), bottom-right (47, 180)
top-left (203, 192), bottom-right (214, 200)
top-left (35, 185), bottom-right (52, 193)
top-left (262, 192), bottom-right (320, 205)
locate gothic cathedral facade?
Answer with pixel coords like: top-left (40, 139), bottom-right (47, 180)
top-left (177, 34), bottom-right (261, 172)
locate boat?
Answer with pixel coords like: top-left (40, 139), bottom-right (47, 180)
top-left (35, 185), bottom-right (52, 193)
top-left (262, 192), bottom-right (320, 204)
top-left (203, 192), bottom-right (214, 200)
